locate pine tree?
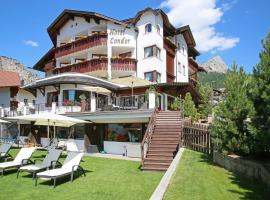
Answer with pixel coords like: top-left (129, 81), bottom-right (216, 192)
top-left (198, 83), bottom-right (213, 119)
top-left (250, 32), bottom-right (270, 155)
top-left (210, 63), bottom-right (254, 155)
top-left (183, 93), bottom-right (199, 121)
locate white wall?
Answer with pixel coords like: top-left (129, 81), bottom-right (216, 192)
top-left (0, 87), bottom-right (10, 108)
top-left (136, 11), bottom-right (167, 83)
top-left (57, 17), bottom-right (107, 46)
top-left (16, 89), bottom-right (36, 112)
top-left (175, 34), bottom-right (189, 83)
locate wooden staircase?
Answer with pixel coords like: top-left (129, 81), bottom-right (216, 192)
top-left (141, 111), bottom-right (182, 171)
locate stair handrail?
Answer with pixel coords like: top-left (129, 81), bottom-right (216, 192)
top-left (141, 108), bottom-right (158, 166)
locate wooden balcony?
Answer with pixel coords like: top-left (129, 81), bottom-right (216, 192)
top-left (111, 58), bottom-right (137, 71)
top-left (53, 58), bottom-right (108, 74)
top-left (52, 58), bottom-right (136, 74)
top-left (44, 60), bottom-right (56, 71)
top-left (54, 32), bottom-right (108, 58)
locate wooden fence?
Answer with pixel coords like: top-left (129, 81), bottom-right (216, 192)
top-left (182, 120), bottom-right (211, 154)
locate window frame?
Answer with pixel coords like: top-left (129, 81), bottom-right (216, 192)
top-left (145, 23), bottom-right (152, 33)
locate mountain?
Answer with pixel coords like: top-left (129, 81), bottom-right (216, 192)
top-left (0, 56), bottom-right (38, 86)
top-left (200, 56), bottom-right (228, 74)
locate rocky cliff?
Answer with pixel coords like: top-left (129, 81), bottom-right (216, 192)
top-left (200, 56), bottom-right (228, 74)
top-left (0, 56), bottom-right (37, 86)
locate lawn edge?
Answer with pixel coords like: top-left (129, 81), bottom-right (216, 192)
top-left (149, 148), bottom-right (185, 200)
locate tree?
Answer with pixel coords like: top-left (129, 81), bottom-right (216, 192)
top-left (183, 93), bottom-right (199, 121)
top-left (198, 83), bottom-right (213, 119)
top-left (250, 32), bottom-right (270, 155)
top-left (210, 63), bottom-right (254, 155)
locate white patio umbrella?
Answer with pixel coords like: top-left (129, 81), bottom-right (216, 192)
top-left (8, 113), bottom-right (90, 138)
top-left (0, 119), bottom-right (10, 138)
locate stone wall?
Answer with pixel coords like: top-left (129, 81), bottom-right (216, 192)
top-left (0, 56), bottom-right (38, 85)
top-left (213, 151), bottom-right (270, 188)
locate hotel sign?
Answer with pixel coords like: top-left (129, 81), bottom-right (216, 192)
top-left (109, 29), bottom-right (131, 45)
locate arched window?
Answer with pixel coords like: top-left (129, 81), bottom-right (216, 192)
top-left (157, 25), bottom-right (160, 34)
top-left (145, 23), bottom-right (152, 33)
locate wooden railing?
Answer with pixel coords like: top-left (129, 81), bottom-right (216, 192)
top-left (52, 58), bottom-right (137, 74)
top-left (44, 60), bottom-right (56, 71)
top-left (111, 58), bottom-right (137, 71)
top-left (54, 32), bottom-right (108, 58)
top-left (182, 120), bottom-right (210, 154)
top-left (53, 58), bottom-right (108, 74)
top-left (141, 108), bottom-right (158, 165)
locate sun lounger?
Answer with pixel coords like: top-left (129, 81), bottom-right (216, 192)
top-left (35, 152), bottom-right (85, 188)
top-left (0, 143), bottom-right (12, 161)
top-left (17, 148), bottom-right (62, 178)
top-left (0, 147), bottom-right (36, 176)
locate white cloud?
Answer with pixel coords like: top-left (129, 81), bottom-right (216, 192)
top-left (23, 40), bottom-right (39, 47)
top-left (160, 0), bottom-right (239, 52)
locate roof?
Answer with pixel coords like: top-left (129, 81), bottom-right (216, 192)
top-left (33, 48), bottom-right (54, 71)
top-left (47, 9), bottom-right (133, 46)
top-left (23, 73), bottom-right (124, 91)
top-left (111, 76), bottom-right (152, 87)
top-left (0, 71), bottom-right (20, 88)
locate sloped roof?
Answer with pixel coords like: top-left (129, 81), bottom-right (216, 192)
top-left (47, 9), bottom-right (133, 46)
top-left (0, 71), bottom-right (20, 87)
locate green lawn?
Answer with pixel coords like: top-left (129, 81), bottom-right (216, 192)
top-left (164, 149), bottom-right (269, 200)
top-left (0, 148), bottom-right (163, 200)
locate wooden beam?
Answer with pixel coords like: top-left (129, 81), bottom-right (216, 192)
top-left (84, 16), bottom-right (90, 23)
top-left (38, 87), bottom-right (45, 96)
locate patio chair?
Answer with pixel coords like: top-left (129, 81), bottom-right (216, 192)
top-left (35, 152), bottom-right (85, 188)
top-left (17, 148), bottom-right (62, 178)
top-left (0, 143), bottom-right (12, 161)
top-left (0, 147), bottom-right (36, 176)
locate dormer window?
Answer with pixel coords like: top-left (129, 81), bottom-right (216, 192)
top-left (145, 23), bottom-right (152, 33)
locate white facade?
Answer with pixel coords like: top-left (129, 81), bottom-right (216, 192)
top-left (0, 87), bottom-right (10, 108)
top-left (53, 9), bottom-right (189, 83)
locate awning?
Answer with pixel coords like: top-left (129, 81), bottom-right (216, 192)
top-left (80, 86), bottom-right (111, 94)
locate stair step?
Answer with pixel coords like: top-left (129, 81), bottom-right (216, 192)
top-left (146, 154), bottom-right (174, 158)
top-left (152, 138), bottom-right (179, 141)
top-left (143, 162), bottom-right (171, 167)
top-left (145, 157), bottom-right (173, 162)
top-left (148, 150), bottom-right (175, 155)
top-left (141, 166), bottom-right (168, 171)
top-left (151, 141), bottom-right (179, 145)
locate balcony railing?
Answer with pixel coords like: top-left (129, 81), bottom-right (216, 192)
top-left (53, 58), bottom-right (108, 74)
top-left (55, 32), bottom-right (108, 58)
top-left (53, 58), bottom-right (136, 74)
top-left (44, 60), bottom-right (56, 71)
top-left (111, 58), bottom-right (137, 71)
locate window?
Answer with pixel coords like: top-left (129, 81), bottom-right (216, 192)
top-left (157, 73), bottom-right (161, 83)
top-left (144, 72), bottom-right (154, 82)
top-left (145, 23), bottom-right (152, 33)
top-left (157, 25), bottom-right (161, 34)
top-left (181, 46), bottom-right (185, 55)
top-left (47, 92), bottom-right (58, 107)
top-left (144, 45), bottom-right (161, 59)
top-left (24, 99), bottom-right (28, 106)
top-left (144, 71), bottom-right (161, 83)
top-left (183, 65), bottom-right (186, 76)
top-left (120, 96), bottom-right (135, 107)
top-left (178, 62), bottom-right (181, 73)
top-left (144, 46), bottom-right (153, 58)
top-left (63, 90), bottom-right (90, 104)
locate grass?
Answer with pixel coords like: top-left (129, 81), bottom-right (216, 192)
top-left (164, 149), bottom-right (269, 200)
top-left (0, 148), bottom-right (164, 200)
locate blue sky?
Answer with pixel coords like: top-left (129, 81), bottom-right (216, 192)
top-left (0, 0), bottom-right (269, 77)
